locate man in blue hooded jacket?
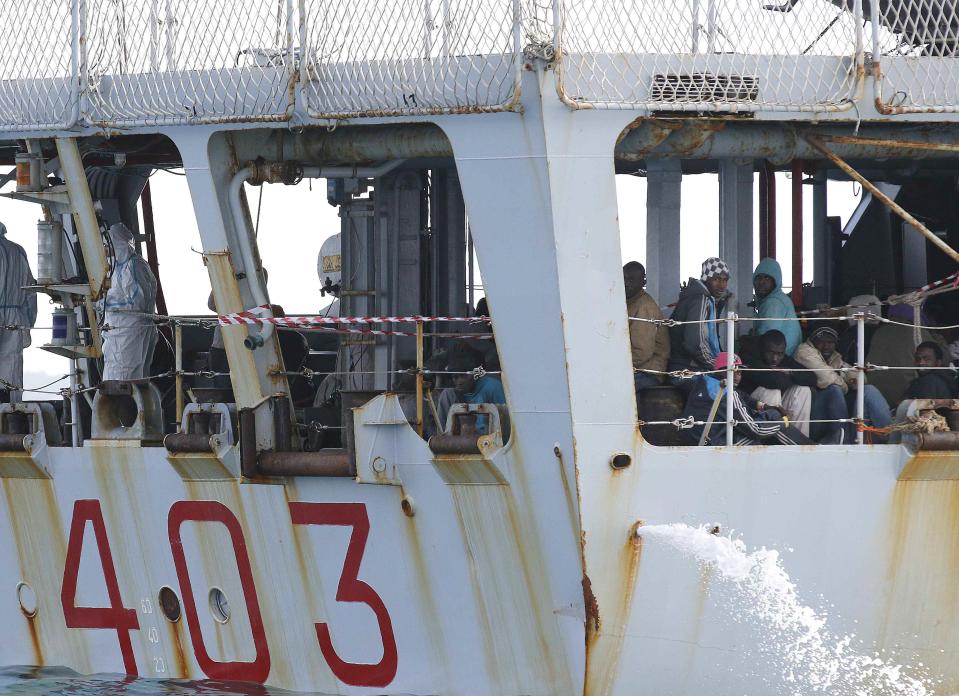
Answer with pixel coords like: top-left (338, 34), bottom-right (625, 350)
top-left (752, 257), bottom-right (800, 356)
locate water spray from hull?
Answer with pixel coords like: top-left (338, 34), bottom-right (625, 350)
top-left (633, 522), bottom-right (935, 696)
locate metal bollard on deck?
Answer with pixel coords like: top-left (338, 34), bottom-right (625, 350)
top-left (726, 312), bottom-right (736, 447)
top-left (856, 312), bottom-right (866, 444)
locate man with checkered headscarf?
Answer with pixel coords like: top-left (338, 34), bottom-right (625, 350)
top-left (666, 256), bottom-right (734, 391)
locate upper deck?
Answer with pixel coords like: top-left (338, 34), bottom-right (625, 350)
top-left (4, 0), bottom-right (959, 137)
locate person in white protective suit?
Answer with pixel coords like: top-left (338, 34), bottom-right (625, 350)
top-left (100, 223), bottom-right (158, 381)
top-left (0, 223), bottom-right (37, 402)
top-left (313, 234), bottom-right (372, 404)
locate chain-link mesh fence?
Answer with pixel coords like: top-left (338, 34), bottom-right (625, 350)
top-left (0, 0), bottom-right (78, 131)
top-left (300, 0), bottom-right (521, 118)
top-left (84, 0), bottom-right (295, 125)
top-left (5, 0), bottom-right (959, 127)
top-left (871, 0), bottom-right (959, 113)
top-left (551, 0), bottom-right (864, 112)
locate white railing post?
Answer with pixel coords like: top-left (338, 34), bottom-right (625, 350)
top-left (725, 312), bottom-right (736, 446)
top-left (856, 312), bottom-right (866, 444)
top-left (706, 0), bottom-right (717, 53)
top-left (164, 0), bottom-right (176, 71)
top-left (72, 0), bottom-right (87, 127)
top-left (853, 0), bottom-right (864, 61)
top-left (298, 0), bottom-right (308, 113)
top-left (868, 0), bottom-right (881, 60)
top-left (691, 0), bottom-right (700, 53)
top-left (149, 0), bottom-right (160, 71)
top-left (423, 0), bottom-right (433, 58)
top-left (441, 0), bottom-right (450, 57)
top-left (552, 0), bottom-right (564, 55)
top-left (285, 0), bottom-right (295, 118)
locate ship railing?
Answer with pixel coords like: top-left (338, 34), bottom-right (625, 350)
top-left (630, 310), bottom-right (959, 446)
top-left (0, 0), bottom-right (524, 131)
top-left (2, 1), bottom-right (959, 130)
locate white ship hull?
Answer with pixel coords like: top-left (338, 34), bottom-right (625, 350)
top-left (1, 425), bottom-right (955, 694)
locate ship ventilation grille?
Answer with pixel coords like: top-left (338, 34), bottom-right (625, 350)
top-left (649, 73), bottom-right (759, 103)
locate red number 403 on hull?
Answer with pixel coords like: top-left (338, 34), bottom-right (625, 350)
top-left (60, 498), bottom-right (398, 687)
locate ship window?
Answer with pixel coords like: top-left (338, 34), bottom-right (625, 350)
top-left (158, 586), bottom-right (181, 623)
top-left (208, 587), bottom-right (231, 623)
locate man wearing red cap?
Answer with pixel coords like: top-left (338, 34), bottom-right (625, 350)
top-left (683, 352), bottom-right (812, 446)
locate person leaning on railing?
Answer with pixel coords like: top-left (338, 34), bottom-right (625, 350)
top-left (435, 346), bottom-right (505, 434)
top-left (794, 326), bottom-right (892, 444)
top-left (683, 352), bottom-right (812, 446)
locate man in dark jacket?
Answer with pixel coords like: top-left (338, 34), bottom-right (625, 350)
top-left (740, 330), bottom-right (817, 437)
top-left (684, 352), bottom-right (812, 446)
top-left (668, 257), bottom-right (733, 390)
top-left (904, 341), bottom-right (959, 400)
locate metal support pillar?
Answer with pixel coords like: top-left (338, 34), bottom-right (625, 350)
top-left (759, 161), bottom-right (776, 260)
top-left (169, 128), bottom-right (287, 449)
top-left (430, 168), bottom-right (468, 319)
top-left (441, 71), bottom-right (638, 695)
top-left (812, 168), bottom-right (828, 291)
top-left (376, 171), bottom-right (425, 387)
top-left (340, 197), bottom-right (377, 391)
top-left (645, 159), bottom-right (682, 306)
top-left (718, 159), bottom-right (754, 313)
top-left (791, 160), bottom-right (805, 307)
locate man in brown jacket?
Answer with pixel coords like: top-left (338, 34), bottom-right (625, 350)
top-left (625, 262), bottom-right (670, 395)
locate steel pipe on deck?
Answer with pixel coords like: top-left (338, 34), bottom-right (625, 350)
top-left (163, 432), bottom-right (217, 454)
top-left (291, 122), bottom-right (959, 164)
top-left (256, 450), bottom-right (354, 477)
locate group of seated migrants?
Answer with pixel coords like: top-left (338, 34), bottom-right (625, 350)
top-left (624, 257), bottom-right (959, 446)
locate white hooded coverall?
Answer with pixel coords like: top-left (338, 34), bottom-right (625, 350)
top-left (101, 223), bottom-right (158, 381)
top-left (0, 223), bottom-right (37, 399)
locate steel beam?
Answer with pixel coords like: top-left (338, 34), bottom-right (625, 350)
top-left (812, 168), bottom-right (829, 291)
top-left (718, 159), bottom-right (755, 313)
top-left (293, 122), bottom-right (959, 166)
top-left (806, 135), bottom-right (959, 264)
top-left (644, 159), bottom-right (682, 306)
top-left (168, 128), bottom-right (287, 446)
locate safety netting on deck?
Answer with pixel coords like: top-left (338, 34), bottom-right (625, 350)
top-left (300, 0), bottom-right (523, 118)
top-left (1, 0), bottom-right (959, 127)
top-left (872, 0), bottom-right (959, 113)
top-left (84, 0), bottom-right (295, 126)
top-left (548, 0), bottom-right (864, 112)
top-left (0, 0), bottom-right (77, 131)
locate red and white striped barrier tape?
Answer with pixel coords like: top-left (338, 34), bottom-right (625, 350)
top-left (307, 326), bottom-right (492, 340)
top-left (218, 305), bottom-right (488, 328)
top-left (915, 270), bottom-right (959, 295)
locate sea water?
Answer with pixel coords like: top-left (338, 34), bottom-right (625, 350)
top-left (0, 667), bottom-right (328, 695)
top-left (638, 523), bottom-right (935, 696)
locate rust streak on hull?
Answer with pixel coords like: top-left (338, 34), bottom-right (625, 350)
top-left (584, 531), bottom-right (643, 696)
top-left (879, 450), bottom-right (959, 695)
top-left (26, 616), bottom-right (43, 666)
top-left (168, 619), bottom-right (190, 678)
